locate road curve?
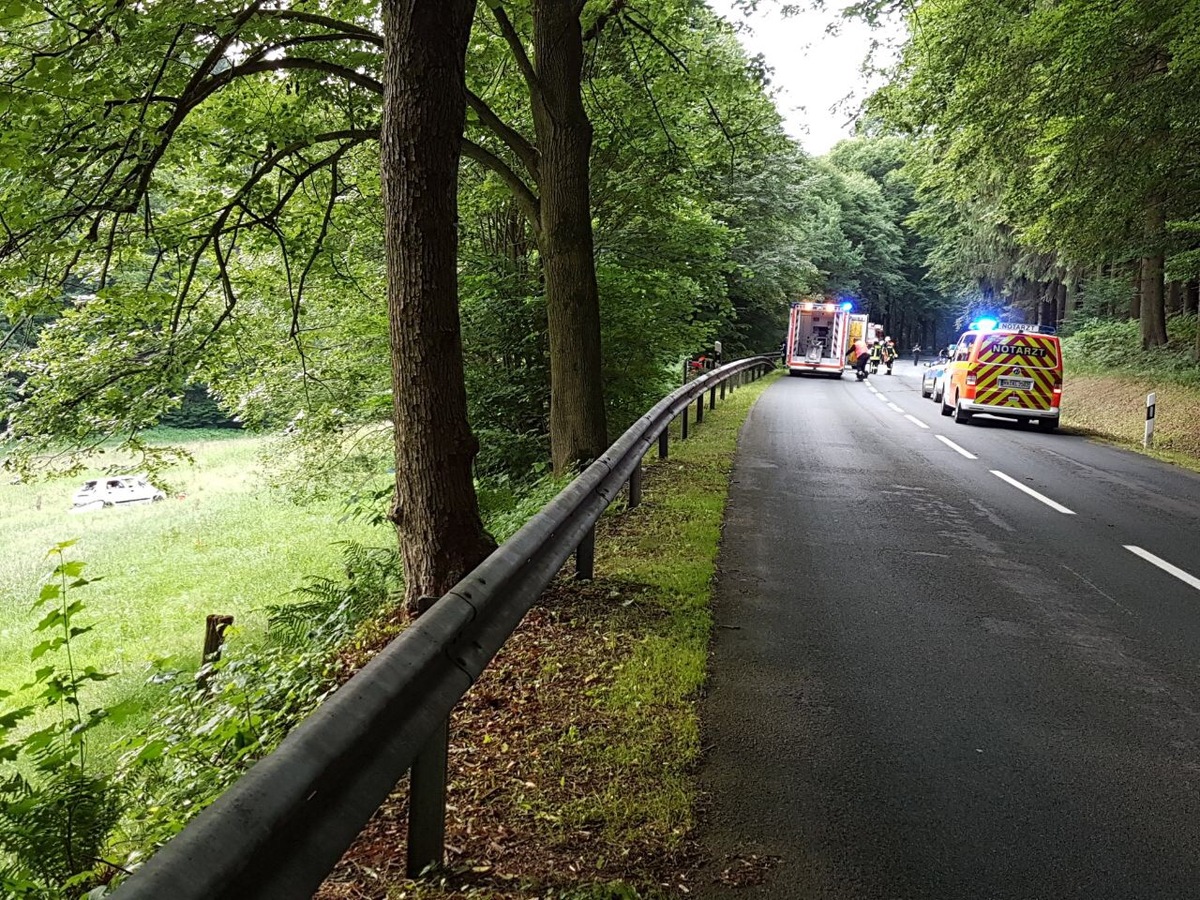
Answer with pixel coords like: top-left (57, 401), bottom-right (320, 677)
top-left (697, 363), bottom-right (1200, 899)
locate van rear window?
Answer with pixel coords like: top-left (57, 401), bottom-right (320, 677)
top-left (978, 335), bottom-right (1059, 368)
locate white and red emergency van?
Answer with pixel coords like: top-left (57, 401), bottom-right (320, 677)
top-left (785, 299), bottom-right (864, 377)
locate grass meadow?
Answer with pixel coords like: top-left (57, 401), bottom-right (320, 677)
top-left (0, 428), bottom-right (388, 747)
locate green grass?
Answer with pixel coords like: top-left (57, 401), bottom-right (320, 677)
top-left (0, 429), bottom-right (387, 745)
top-left (574, 371), bottom-right (779, 856)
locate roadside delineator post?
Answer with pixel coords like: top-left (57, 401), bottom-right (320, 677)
top-left (1144, 392), bottom-right (1157, 448)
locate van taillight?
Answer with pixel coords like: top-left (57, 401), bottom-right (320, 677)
top-left (966, 372), bottom-right (977, 386)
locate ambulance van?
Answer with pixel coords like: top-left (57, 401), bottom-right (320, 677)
top-left (941, 323), bottom-right (1063, 430)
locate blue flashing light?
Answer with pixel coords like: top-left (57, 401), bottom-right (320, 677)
top-left (971, 317), bottom-right (999, 332)
top-left (839, 301), bottom-right (854, 311)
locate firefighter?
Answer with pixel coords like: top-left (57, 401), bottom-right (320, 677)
top-left (883, 336), bottom-right (897, 374)
top-left (868, 339), bottom-right (882, 374)
top-left (848, 338), bottom-right (870, 380)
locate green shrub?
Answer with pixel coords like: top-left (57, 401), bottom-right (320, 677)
top-left (0, 543), bottom-right (126, 898)
top-left (1061, 315), bottom-right (1200, 385)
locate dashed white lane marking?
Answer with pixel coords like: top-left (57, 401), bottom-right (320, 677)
top-left (990, 470), bottom-right (1075, 515)
top-left (876, 393), bottom-right (889, 403)
top-left (905, 414), bottom-right (929, 430)
top-left (1124, 546), bottom-right (1200, 593)
top-left (867, 384), bottom-right (879, 393)
top-left (936, 434), bottom-right (978, 460)
top-left (887, 402), bottom-right (904, 412)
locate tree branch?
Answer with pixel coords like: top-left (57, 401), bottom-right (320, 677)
top-left (490, 5), bottom-right (543, 107)
top-left (582, 0), bottom-right (626, 41)
top-left (252, 9), bottom-right (383, 47)
top-left (217, 57), bottom-right (383, 96)
top-left (466, 89), bottom-right (540, 183)
top-left (462, 139), bottom-right (542, 229)
top-left (0, 316), bottom-right (29, 352)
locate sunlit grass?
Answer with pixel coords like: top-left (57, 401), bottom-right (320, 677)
top-left (0, 429), bottom-right (387, 745)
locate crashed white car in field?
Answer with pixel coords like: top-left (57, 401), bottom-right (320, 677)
top-left (72, 475), bottom-right (166, 510)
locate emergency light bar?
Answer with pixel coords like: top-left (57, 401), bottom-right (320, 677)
top-left (969, 320), bottom-right (1057, 335)
top-left (998, 322), bottom-right (1057, 334)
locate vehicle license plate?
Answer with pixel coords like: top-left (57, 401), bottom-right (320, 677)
top-left (998, 377), bottom-right (1034, 390)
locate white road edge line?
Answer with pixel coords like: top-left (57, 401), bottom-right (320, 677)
top-left (1124, 546), bottom-right (1200, 593)
top-left (866, 384), bottom-right (879, 393)
top-left (888, 402), bottom-right (904, 413)
top-left (904, 414), bottom-right (929, 430)
top-left (936, 434), bottom-right (978, 460)
top-left (876, 394), bottom-right (889, 403)
top-left (990, 470), bottom-right (1075, 515)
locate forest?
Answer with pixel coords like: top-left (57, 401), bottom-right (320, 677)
top-left (3, 0), bottom-right (1200, 895)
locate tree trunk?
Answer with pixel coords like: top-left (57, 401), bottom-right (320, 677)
top-left (1055, 280), bottom-right (1067, 326)
top-left (1140, 201), bottom-right (1168, 349)
top-left (1036, 282), bottom-right (1051, 326)
top-left (1167, 280), bottom-right (1182, 316)
top-left (532, 1), bottom-right (608, 474)
top-left (381, 0), bottom-right (494, 612)
top-left (1064, 269), bottom-right (1078, 323)
top-left (1130, 260), bottom-right (1142, 322)
top-left (1187, 279), bottom-right (1199, 315)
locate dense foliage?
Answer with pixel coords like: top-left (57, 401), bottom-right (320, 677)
top-left (867, 0), bottom-right (1200, 355)
top-left (0, 1), bottom-right (940, 488)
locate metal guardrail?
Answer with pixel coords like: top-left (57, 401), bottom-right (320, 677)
top-left (111, 354), bottom-right (776, 900)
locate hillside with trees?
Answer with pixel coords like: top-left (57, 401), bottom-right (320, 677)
top-left (867, 0), bottom-right (1200, 357)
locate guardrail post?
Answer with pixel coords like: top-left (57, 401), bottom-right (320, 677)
top-left (696, 393), bottom-right (704, 424)
top-left (709, 386), bottom-right (716, 410)
top-left (576, 526), bottom-right (595, 580)
top-left (719, 380), bottom-right (726, 401)
top-left (681, 407), bottom-right (689, 440)
top-left (628, 460), bottom-right (643, 509)
top-left (407, 592), bottom-right (450, 880)
top-left (658, 429), bottom-right (669, 459)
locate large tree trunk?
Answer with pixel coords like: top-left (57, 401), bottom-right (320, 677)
top-left (381, 0), bottom-right (494, 612)
top-left (531, 1), bottom-right (608, 474)
top-left (1140, 201), bottom-right (1169, 349)
top-left (1187, 279), bottom-right (1199, 315)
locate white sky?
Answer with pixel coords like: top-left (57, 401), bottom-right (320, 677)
top-left (706, 1), bottom-right (906, 156)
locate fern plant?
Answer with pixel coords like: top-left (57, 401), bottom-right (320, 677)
top-left (266, 541), bottom-right (402, 648)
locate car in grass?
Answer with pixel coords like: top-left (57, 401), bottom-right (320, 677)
top-left (921, 360), bottom-right (949, 403)
top-left (72, 475), bottom-right (166, 510)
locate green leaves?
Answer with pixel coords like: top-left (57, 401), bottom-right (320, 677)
top-left (0, 545), bottom-right (122, 895)
top-left (875, 0), bottom-right (1200, 307)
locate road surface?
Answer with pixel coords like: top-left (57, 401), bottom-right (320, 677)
top-left (697, 361), bottom-right (1200, 899)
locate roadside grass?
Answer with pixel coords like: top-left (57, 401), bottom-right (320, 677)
top-left (0, 428), bottom-right (386, 753)
top-left (1062, 368), bottom-right (1200, 472)
top-left (318, 370), bottom-right (779, 900)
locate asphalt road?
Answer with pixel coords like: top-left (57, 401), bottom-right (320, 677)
top-left (697, 360), bottom-right (1200, 899)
